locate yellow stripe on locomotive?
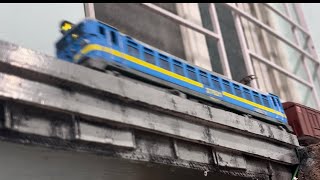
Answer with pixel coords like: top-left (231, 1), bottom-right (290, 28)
top-left (73, 43), bottom-right (286, 119)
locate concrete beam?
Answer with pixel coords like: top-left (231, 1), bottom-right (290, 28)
top-left (0, 70), bottom-right (298, 165)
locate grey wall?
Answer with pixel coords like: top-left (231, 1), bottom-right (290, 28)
top-left (0, 140), bottom-right (246, 180)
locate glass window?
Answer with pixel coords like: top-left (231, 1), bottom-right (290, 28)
top-left (187, 66), bottom-right (197, 81)
top-left (253, 92), bottom-right (262, 104)
top-left (0, 3), bottom-right (85, 56)
top-left (143, 52), bottom-right (155, 65)
top-left (128, 45), bottom-right (139, 57)
top-left (302, 3), bottom-right (320, 55)
top-left (223, 80), bottom-right (233, 94)
top-left (159, 54), bottom-right (170, 71)
top-left (243, 88), bottom-right (253, 101)
top-left (173, 60), bottom-right (184, 76)
top-left (271, 97), bottom-right (278, 107)
top-left (211, 77), bottom-right (221, 91)
top-left (200, 71), bottom-right (209, 86)
top-left (262, 95), bottom-right (271, 108)
top-left (110, 31), bottom-right (118, 45)
top-left (233, 84), bottom-right (243, 97)
top-left (99, 26), bottom-right (105, 36)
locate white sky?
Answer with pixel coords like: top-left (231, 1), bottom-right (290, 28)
top-left (0, 3), bottom-right (85, 56)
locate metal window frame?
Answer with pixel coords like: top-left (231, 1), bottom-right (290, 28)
top-left (208, 3), bottom-right (232, 79)
top-left (84, 3), bottom-right (95, 18)
top-left (231, 3), bottom-right (258, 89)
top-left (222, 3), bottom-right (319, 65)
top-left (140, 3), bottom-right (220, 39)
top-left (263, 3), bottom-right (310, 36)
top-left (84, 3), bottom-right (320, 108)
top-left (227, 3), bottom-right (320, 108)
top-left (139, 3), bottom-right (232, 79)
top-left (292, 3), bottom-right (320, 108)
top-left (294, 3), bottom-right (319, 60)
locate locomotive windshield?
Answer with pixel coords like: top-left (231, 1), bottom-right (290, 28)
top-left (56, 23), bottom-right (84, 51)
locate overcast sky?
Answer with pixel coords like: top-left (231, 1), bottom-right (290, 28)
top-left (0, 3), bottom-right (85, 56)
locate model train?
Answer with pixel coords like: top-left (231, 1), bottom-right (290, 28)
top-left (55, 18), bottom-right (288, 127)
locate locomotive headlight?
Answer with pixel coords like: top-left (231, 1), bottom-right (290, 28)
top-left (71, 33), bottom-right (79, 39)
top-left (60, 20), bottom-right (74, 35)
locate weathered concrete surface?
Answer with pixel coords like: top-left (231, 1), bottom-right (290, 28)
top-left (298, 143), bottom-right (320, 180)
top-left (0, 140), bottom-right (252, 180)
top-left (0, 41), bottom-right (299, 148)
top-left (0, 40), bottom-right (300, 179)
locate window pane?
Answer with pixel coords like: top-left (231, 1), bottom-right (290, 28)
top-left (244, 20), bottom-right (309, 81)
top-left (252, 57), bottom-right (318, 109)
top-left (159, 58), bottom-right (170, 71)
top-left (287, 3), bottom-right (301, 25)
top-left (253, 94), bottom-right (262, 104)
top-left (223, 81), bottom-right (233, 94)
top-left (110, 31), bottom-right (118, 45)
top-left (314, 75), bottom-right (320, 101)
top-left (200, 74), bottom-right (209, 86)
top-left (292, 79), bottom-right (317, 109)
top-left (211, 79), bottom-right (221, 91)
top-left (187, 68), bottom-right (197, 81)
top-left (128, 46), bottom-right (139, 57)
top-left (244, 91), bottom-right (252, 101)
top-left (234, 87), bottom-right (242, 97)
top-left (174, 64), bottom-right (184, 76)
top-left (302, 3), bottom-right (320, 56)
top-left (144, 52), bottom-right (155, 64)
top-left (0, 3), bottom-right (85, 56)
top-left (267, 3), bottom-right (287, 15)
top-left (262, 97), bottom-right (271, 108)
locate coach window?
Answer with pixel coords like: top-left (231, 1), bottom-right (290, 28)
top-left (110, 31), bottom-right (118, 46)
top-left (159, 54), bottom-right (170, 71)
top-left (0, 3), bottom-right (85, 56)
top-left (243, 88), bottom-right (253, 101)
top-left (173, 60), bottom-right (184, 76)
top-left (253, 92), bottom-right (262, 105)
top-left (262, 95), bottom-right (270, 108)
top-left (233, 84), bottom-right (242, 97)
top-left (127, 41), bottom-right (140, 57)
top-left (222, 80), bottom-right (233, 94)
top-left (187, 66), bottom-right (198, 81)
top-left (199, 71), bottom-right (209, 86)
top-left (211, 76), bottom-right (221, 91)
top-left (143, 48), bottom-right (156, 65)
top-left (99, 26), bottom-right (106, 37)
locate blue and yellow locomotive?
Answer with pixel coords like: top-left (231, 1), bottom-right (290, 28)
top-left (56, 18), bottom-right (288, 127)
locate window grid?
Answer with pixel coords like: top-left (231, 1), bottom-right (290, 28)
top-left (85, 3), bottom-right (320, 109)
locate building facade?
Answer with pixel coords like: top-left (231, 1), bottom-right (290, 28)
top-left (1, 3), bottom-right (319, 110)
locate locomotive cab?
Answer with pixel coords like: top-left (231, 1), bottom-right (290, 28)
top-left (56, 19), bottom-right (121, 64)
top-left (56, 19), bottom-right (97, 62)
